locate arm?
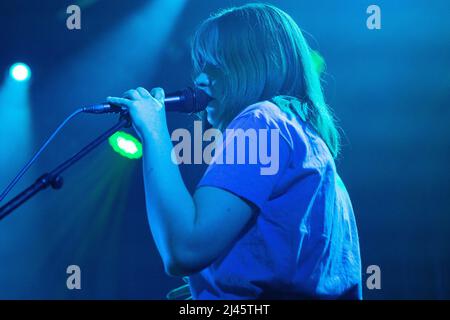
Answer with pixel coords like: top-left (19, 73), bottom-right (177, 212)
top-left (107, 87), bottom-right (254, 276)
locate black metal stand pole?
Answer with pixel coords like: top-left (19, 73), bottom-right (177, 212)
top-left (0, 114), bottom-right (131, 221)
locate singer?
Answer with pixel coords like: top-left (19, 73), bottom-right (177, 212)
top-left (107, 3), bottom-right (362, 299)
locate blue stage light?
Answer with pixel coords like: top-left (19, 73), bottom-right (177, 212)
top-left (9, 63), bottom-right (31, 82)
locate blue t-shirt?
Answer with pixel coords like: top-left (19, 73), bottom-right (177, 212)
top-left (188, 100), bottom-right (362, 299)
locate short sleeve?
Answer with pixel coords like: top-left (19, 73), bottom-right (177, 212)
top-left (197, 108), bottom-right (291, 210)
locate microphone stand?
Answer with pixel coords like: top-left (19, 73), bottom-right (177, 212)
top-left (0, 113), bottom-right (131, 221)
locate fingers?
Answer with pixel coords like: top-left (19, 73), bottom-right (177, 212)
top-left (107, 87), bottom-right (165, 109)
top-left (123, 87), bottom-right (163, 100)
top-left (150, 87), bottom-right (165, 105)
top-left (123, 89), bottom-right (141, 100)
top-left (106, 96), bottom-right (133, 108)
top-left (136, 87), bottom-right (151, 98)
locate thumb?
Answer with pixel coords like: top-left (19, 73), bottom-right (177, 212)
top-left (150, 87), bottom-right (165, 105)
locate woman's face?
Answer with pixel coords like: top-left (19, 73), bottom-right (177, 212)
top-left (195, 71), bottom-right (222, 127)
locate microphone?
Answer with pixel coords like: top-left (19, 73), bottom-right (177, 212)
top-left (82, 87), bottom-right (212, 114)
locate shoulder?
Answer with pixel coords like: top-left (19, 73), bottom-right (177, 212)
top-left (232, 100), bottom-right (291, 127)
top-left (230, 100), bottom-right (334, 169)
top-left (228, 100), bottom-right (306, 153)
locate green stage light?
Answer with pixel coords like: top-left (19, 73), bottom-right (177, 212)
top-left (311, 50), bottom-right (325, 75)
top-left (108, 131), bottom-right (142, 159)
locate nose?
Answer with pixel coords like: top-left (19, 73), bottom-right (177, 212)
top-left (195, 73), bottom-right (211, 88)
top-left (195, 73), bottom-right (213, 97)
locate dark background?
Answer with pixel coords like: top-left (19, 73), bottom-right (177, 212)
top-left (0, 0), bottom-right (449, 299)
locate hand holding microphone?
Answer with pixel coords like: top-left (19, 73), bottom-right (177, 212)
top-left (106, 87), bottom-right (167, 141)
top-left (83, 87), bottom-right (211, 114)
top-left (102, 86), bottom-right (211, 141)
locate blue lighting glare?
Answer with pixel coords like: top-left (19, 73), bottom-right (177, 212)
top-left (9, 63), bottom-right (31, 82)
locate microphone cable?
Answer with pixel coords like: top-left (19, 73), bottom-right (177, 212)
top-left (0, 108), bottom-right (85, 202)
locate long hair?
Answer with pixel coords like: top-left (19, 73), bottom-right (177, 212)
top-left (191, 3), bottom-right (341, 158)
